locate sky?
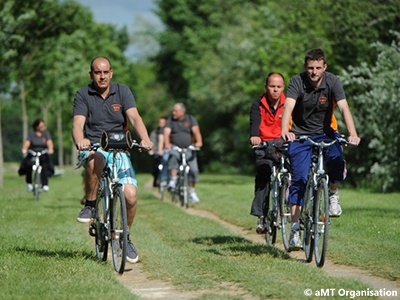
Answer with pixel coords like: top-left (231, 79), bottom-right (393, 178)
top-left (75, 0), bottom-right (160, 59)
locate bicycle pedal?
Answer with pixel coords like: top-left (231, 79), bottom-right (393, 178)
top-left (89, 223), bottom-right (97, 237)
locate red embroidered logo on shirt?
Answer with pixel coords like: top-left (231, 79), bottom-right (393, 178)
top-left (111, 104), bottom-right (122, 112)
top-left (319, 96), bottom-right (328, 105)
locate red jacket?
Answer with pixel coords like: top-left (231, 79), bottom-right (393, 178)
top-left (250, 93), bottom-right (286, 141)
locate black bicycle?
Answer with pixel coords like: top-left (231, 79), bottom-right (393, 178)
top-left (78, 138), bottom-right (148, 274)
top-left (170, 145), bottom-right (200, 208)
top-left (253, 140), bottom-right (291, 247)
top-left (28, 149), bottom-right (48, 201)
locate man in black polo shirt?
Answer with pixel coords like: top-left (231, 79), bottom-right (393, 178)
top-left (164, 103), bottom-right (203, 203)
top-left (72, 56), bottom-right (153, 263)
top-left (281, 49), bottom-right (360, 250)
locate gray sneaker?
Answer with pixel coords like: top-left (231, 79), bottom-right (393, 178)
top-left (329, 193), bottom-right (342, 217)
top-left (126, 238), bottom-right (139, 263)
top-left (76, 206), bottom-right (94, 223)
top-left (289, 222), bottom-right (302, 251)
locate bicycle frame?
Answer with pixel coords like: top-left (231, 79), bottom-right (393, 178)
top-left (82, 141), bottom-right (148, 274)
top-left (28, 149), bottom-right (47, 201)
top-left (170, 145), bottom-right (199, 208)
top-left (298, 135), bottom-right (347, 267)
top-left (253, 141), bottom-right (291, 246)
top-left (77, 139), bottom-right (149, 274)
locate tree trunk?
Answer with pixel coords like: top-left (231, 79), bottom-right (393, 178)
top-left (57, 105), bottom-right (64, 168)
top-left (20, 79), bottom-right (28, 141)
top-left (0, 104), bottom-right (4, 188)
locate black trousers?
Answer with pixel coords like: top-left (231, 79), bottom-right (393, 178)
top-left (250, 149), bottom-right (274, 217)
top-left (25, 154), bottom-right (49, 186)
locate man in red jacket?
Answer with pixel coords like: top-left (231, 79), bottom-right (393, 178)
top-left (249, 72), bottom-right (285, 234)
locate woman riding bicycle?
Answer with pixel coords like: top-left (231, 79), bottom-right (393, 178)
top-left (21, 118), bottom-right (54, 192)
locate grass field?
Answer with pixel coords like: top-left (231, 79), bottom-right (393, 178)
top-left (0, 164), bottom-right (399, 299)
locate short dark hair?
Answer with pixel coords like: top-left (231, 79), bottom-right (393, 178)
top-left (265, 72), bottom-right (285, 85)
top-left (90, 56), bottom-right (112, 71)
top-left (304, 48), bottom-right (326, 64)
top-left (32, 118), bottom-right (44, 130)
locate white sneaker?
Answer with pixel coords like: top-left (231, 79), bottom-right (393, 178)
top-left (42, 185), bottom-right (49, 192)
top-left (329, 193), bottom-right (342, 217)
top-left (27, 184), bottom-right (33, 192)
top-left (190, 190), bottom-right (200, 203)
top-left (168, 179), bottom-right (177, 190)
top-left (289, 222), bottom-right (302, 251)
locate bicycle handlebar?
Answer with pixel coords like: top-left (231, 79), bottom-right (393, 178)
top-left (28, 149), bottom-right (48, 156)
top-left (171, 145), bottom-right (201, 152)
top-left (252, 138), bottom-right (289, 150)
top-left (293, 135), bottom-right (354, 147)
top-left (80, 140), bottom-right (151, 152)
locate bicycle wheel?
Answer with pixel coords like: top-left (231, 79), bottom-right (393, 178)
top-left (159, 183), bottom-right (166, 201)
top-left (182, 170), bottom-right (190, 209)
top-left (110, 185), bottom-right (128, 274)
top-left (279, 176), bottom-right (291, 251)
top-left (33, 167), bottom-right (41, 201)
top-left (314, 177), bottom-right (329, 267)
top-left (265, 182), bottom-right (277, 244)
top-left (159, 175), bottom-right (166, 201)
top-left (303, 179), bottom-right (314, 262)
top-left (170, 175), bottom-right (179, 203)
top-left (178, 174), bottom-right (185, 207)
top-left (92, 179), bottom-right (108, 262)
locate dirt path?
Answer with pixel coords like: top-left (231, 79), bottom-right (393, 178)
top-left (117, 183), bottom-right (399, 299)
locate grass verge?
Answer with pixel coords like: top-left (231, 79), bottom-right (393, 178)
top-left (1, 166), bottom-right (398, 299)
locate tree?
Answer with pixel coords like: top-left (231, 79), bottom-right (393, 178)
top-left (0, 0), bottom-right (35, 187)
top-left (341, 31), bottom-right (400, 192)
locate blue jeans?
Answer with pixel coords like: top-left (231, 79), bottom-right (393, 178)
top-left (288, 132), bottom-right (345, 206)
top-left (160, 151), bottom-right (170, 182)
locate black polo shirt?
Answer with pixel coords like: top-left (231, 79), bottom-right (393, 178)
top-left (286, 71), bottom-right (345, 136)
top-left (73, 82), bottom-right (136, 143)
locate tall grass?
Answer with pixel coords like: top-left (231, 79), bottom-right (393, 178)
top-left (1, 165), bottom-right (398, 299)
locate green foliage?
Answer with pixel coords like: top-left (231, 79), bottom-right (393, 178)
top-left (3, 0), bottom-right (400, 191)
top-left (1, 0), bottom-right (137, 163)
top-left (341, 31), bottom-right (400, 192)
top-left (151, 0), bottom-right (400, 190)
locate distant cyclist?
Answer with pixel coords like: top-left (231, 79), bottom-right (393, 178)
top-left (249, 73), bottom-right (286, 234)
top-left (149, 116), bottom-right (168, 187)
top-left (21, 118), bottom-right (54, 192)
top-left (164, 103), bottom-right (203, 203)
top-left (72, 56), bottom-right (153, 264)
